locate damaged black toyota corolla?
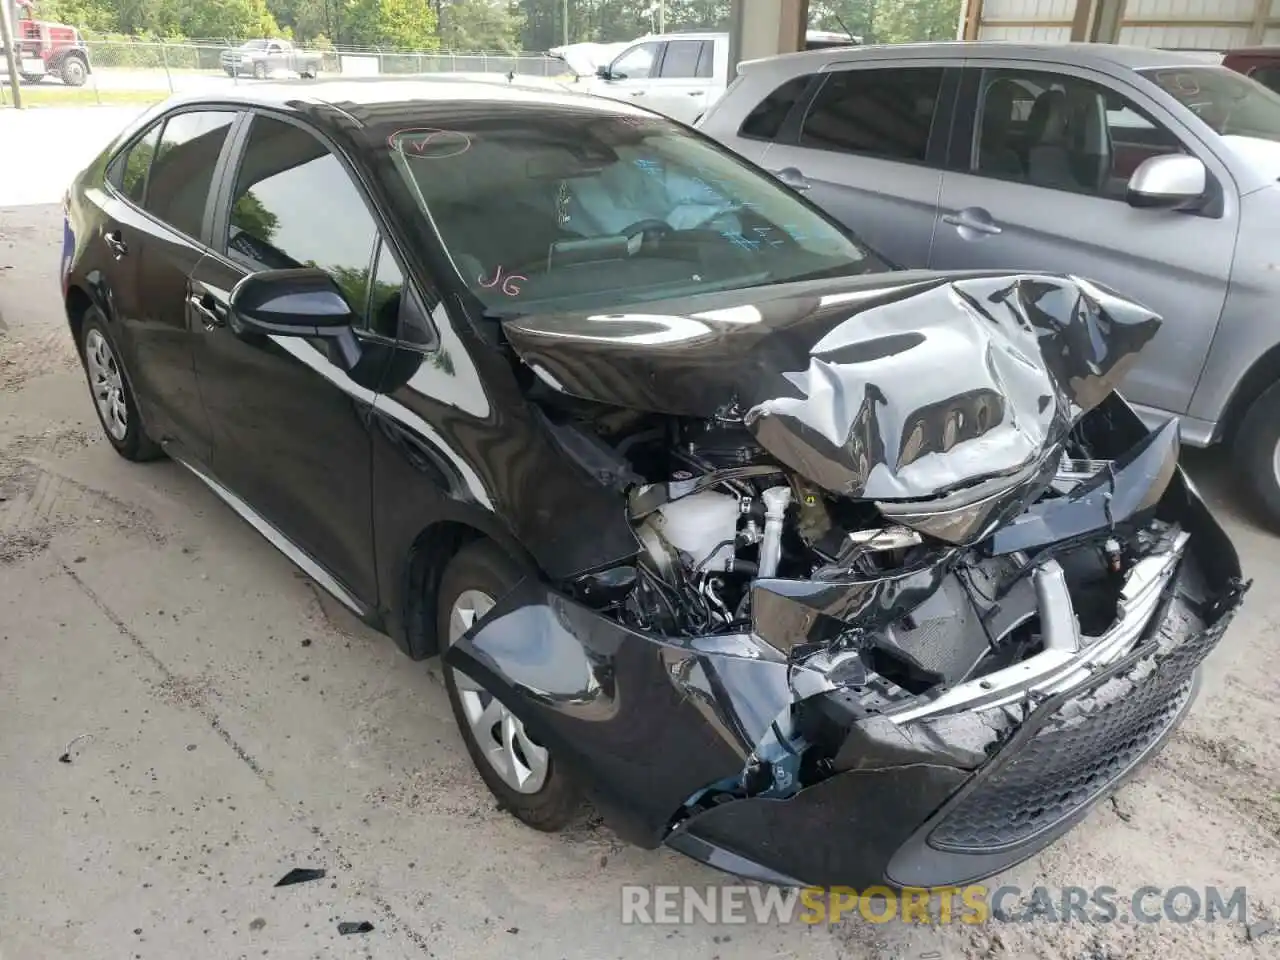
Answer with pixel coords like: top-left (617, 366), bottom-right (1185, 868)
top-left (65, 82), bottom-right (1246, 890)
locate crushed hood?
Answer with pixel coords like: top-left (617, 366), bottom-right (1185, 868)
top-left (502, 271), bottom-right (1162, 502)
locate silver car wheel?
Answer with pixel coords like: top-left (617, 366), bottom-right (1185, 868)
top-left (84, 329), bottom-right (128, 441)
top-left (446, 588), bottom-right (549, 794)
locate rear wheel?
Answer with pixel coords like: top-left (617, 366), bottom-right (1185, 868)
top-left (79, 309), bottom-right (163, 462)
top-left (1234, 380), bottom-right (1280, 529)
top-left (437, 541), bottom-right (582, 831)
top-left (59, 55), bottom-right (87, 87)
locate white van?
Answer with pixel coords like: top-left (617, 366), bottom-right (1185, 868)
top-left (582, 30), bottom-right (858, 124)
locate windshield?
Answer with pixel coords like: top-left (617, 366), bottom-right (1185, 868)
top-left (385, 108), bottom-right (885, 314)
top-left (1140, 65), bottom-right (1280, 141)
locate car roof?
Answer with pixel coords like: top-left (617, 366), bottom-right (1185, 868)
top-left (157, 75), bottom-right (638, 129)
top-left (743, 40), bottom-right (1222, 73)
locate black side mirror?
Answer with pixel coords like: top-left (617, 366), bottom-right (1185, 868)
top-left (228, 267), bottom-right (362, 369)
top-left (596, 64), bottom-right (612, 79)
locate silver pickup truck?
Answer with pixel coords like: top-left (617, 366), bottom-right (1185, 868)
top-left (220, 39), bottom-right (321, 80)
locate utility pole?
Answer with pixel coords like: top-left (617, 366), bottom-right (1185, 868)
top-left (1, 0), bottom-right (24, 109)
top-left (562, 0), bottom-right (569, 46)
top-left (658, 0), bottom-right (665, 32)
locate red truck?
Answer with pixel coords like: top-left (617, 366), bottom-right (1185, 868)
top-left (1223, 47), bottom-right (1280, 94)
top-left (3, 0), bottom-right (92, 86)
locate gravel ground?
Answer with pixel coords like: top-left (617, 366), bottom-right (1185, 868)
top-left (2, 199), bottom-right (1280, 959)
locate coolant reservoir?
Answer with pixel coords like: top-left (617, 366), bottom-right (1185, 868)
top-left (651, 491), bottom-right (741, 572)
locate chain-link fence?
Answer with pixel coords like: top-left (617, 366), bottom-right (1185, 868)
top-left (5, 38), bottom-right (567, 104)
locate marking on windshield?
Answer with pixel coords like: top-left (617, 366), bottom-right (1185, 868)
top-left (387, 127), bottom-right (472, 159)
top-left (478, 265), bottom-right (526, 297)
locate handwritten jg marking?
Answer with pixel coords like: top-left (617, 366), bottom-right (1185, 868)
top-left (387, 127), bottom-right (472, 160)
top-left (478, 265), bottom-right (527, 297)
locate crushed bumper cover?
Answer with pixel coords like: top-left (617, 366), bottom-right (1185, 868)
top-left (444, 433), bottom-right (1246, 889)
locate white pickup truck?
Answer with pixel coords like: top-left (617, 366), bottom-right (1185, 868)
top-left (578, 30), bottom-right (858, 124)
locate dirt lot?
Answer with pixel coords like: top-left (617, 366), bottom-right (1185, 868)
top-left (3, 200), bottom-right (1280, 960)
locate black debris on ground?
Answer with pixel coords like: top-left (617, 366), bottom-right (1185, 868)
top-left (274, 867), bottom-right (326, 887)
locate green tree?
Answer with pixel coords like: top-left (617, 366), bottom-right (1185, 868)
top-left (230, 191), bottom-right (280, 244)
top-left (343, 0), bottom-right (439, 48)
top-left (440, 0), bottom-right (521, 52)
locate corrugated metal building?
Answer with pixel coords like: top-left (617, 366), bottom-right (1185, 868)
top-left (961, 0), bottom-right (1280, 49)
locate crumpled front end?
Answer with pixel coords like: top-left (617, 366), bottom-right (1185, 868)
top-left (449, 272), bottom-right (1248, 888)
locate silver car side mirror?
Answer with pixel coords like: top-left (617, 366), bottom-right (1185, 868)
top-left (1126, 154), bottom-right (1207, 209)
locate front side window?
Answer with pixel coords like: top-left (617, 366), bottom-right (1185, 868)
top-left (971, 68), bottom-right (1185, 199)
top-left (115, 121), bottom-right (162, 204)
top-left (799, 67), bottom-right (944, 163)
top-left (611, 42), bottom-right (659, 80)
top-left (739, 75), bottom-right (814, 142)
top-left (226, 115), bottom-right (392, 334)
top-left (385, 109), bottom-right (885, 315)
top-left (660, 40), bottom-right (702, 79)
top-left (144, 110), bottom-right (236, 238)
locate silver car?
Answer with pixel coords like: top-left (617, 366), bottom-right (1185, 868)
top-left (698, 42), bottom-right (1280, 527)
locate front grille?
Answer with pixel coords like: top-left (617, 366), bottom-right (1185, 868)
top-left (927, 598), bottom-right (1233, 853)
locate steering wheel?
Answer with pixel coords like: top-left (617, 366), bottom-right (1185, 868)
top-left (621, 218), bottom-right (675, 253)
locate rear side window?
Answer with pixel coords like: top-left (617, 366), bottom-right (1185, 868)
top-left (115, 122), bottom-right (162, 204)
top-left (739, 74), bottom-right (815, 141)
top-left (695, 41), bottom-right (714, 79)
top-left (660, 40), bottom-right (703, 79)
top-left (144, 111), bottom-right (236, 238)
top-left (799, 67), bottom-right (944, 163)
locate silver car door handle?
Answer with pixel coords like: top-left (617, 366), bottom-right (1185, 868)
top-left (187, 293), bottom-right (225, 328)
top-left (629, 90), bottom-right (645, 96)
top-left (943, 213), bottom-right (1002, 235)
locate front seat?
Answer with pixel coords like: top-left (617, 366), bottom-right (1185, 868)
top-left (1024, 89), bottom-right (1080, 190)
top-left (977, 80), bottom-right (1026, 179)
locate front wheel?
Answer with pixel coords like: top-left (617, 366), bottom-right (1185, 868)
top-left (1234, 380), bottom-right (1280, 529)
top-left (437, 541), bottom-right (582, 831)
top-left (59, 55), bottom-right (87, 87)
top-left (253, 61), bottom-right (267, 80)
top-left (79, 310), bottom-right (163, 462)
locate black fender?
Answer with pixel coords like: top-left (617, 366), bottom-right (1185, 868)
top-left (443, 578), bottom-right (802, 848)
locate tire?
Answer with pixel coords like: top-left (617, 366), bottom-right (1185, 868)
top-left (437, 540), bottom-right (582, 831)
top-left (253, 61), bottom-right (267, 80)
top-left (1234, 379), bottom-right (1280, 529)
top-left (79, 309), bottom-right (163, 462)
top-left (59, 55), bottom-right (87, 87)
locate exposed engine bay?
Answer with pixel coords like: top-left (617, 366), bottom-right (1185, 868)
top-left (445, 271), bottom-right (1249, 888)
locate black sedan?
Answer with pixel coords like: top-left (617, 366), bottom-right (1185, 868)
top-left (61, 78), bottom-right (1246, 888)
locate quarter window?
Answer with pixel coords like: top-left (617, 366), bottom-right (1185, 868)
top-left (971, 68), bottom-right (1186, 199)
top-left (144, 110), bottom-right (236, 238)
top-left (226, 115), bottom-right (389, 331)
top-left (799, 67), bottom-right (944, 163)
top-left (739, 75), bottom-right (814, 142)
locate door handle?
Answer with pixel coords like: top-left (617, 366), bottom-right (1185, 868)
top-left (770, 167), bottom-right (812, 191)
top-left (687, 90), bottom-right (702, 96)
top-left (187, 292), bottom-right (225, 328)
top-left (103, 230), bottom-right (128, 257)
top-left (942, 212), bottom-right (1002, 236)
top-left (629, 90), bottom-right (645, 96)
